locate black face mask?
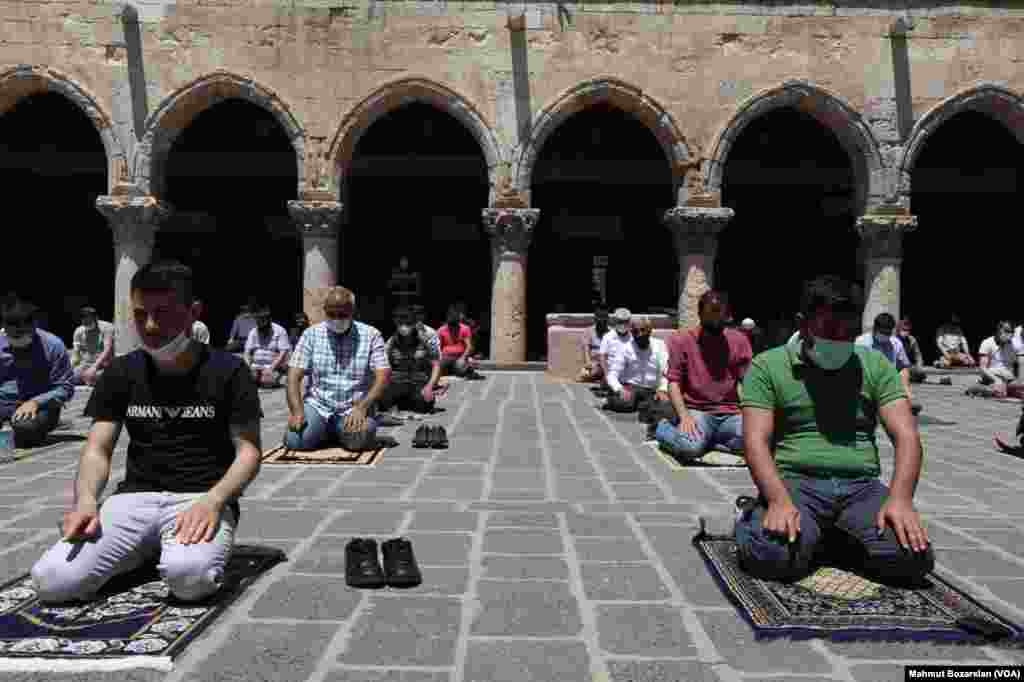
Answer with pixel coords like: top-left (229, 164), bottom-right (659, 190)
top-left (635, 335), bottom-right (650, 349)
top-left (702, 321), bottom-right (726, 335)
top-left (595, 319), bottom-right (608, 332)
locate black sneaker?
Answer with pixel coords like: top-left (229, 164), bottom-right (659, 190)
top-left (345, 538), bottom-right (386, 589)
top-left (377, 413), bottom-right (404, 427)
top-left (940, 377), bottom-right (952, 386)
top-left (434, 426), bottom-right (448, 448)
top-left (412, 424), bottom-right (430, 448)
top-left (381, 537), bottom-right (422, 588)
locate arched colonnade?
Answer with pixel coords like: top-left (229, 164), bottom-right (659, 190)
top-left (5, 62), bottom-right (1023, 361)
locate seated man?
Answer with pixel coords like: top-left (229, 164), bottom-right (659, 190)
top-left (244, 304), bottom-right (292, 389)
top-left (379, 306), bottom-right (440, 414)
top-left (225, 303), bottom-right (256, 354)
top-left (655, 290), bottom-right (752, 460)
top-left (285, 287), bottom-right (390, 452)
top-left (578, 305), bottom-right (610, 383)
top-left (736, 275), bottom-right (933, 585)
top-left (896, 317), bottom-right (927, 384)
top-left (596, 308), bottom-right (634, 394)
top-left (190, 299), bottom-right (210, 345)
top-left (30, 260), bottom-right (263, 604)
top-left (855, 313), bottom-right (921, 415)
top-left (603, 317), bottom-right (675, 431)
top-left (71, 306), bottom-right (115, 387)
top-left (0, 298), bottom-right (74, 447)
top-left (977, 321), bottom-right (1018, 397)
top-left (935, 315), bottom-right (975, 368)
top-left (438, 305), bottom-right (479, 379)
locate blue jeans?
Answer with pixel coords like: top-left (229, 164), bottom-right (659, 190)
top-left (654, 409), bottom-right (743, 460)
top-left (283, 401), bottom-right (378, 451)
top-left (735, 476), bottom-right (934, 585)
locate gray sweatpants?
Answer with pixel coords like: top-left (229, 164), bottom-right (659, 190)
top-left (31, 492), bottom-right (237, 604)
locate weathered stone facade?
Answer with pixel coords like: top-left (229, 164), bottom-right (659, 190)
top-left (5, 1), bottom-right (1024, 360)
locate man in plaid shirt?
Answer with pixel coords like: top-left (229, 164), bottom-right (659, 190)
top-left (284, 287), bottom-right (390, 451)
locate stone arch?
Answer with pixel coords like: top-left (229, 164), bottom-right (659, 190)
top-left (897, 82), bottom-right (1024, 202)
top-left (704, 80), bottom-right (886, 214)
top-left (0, 64), bottom-right (125, 194)
top-left (329, 76), bottom-right (503, 204)
top-left (513, 77), bottom-right (693, 205)
top-left (138, 69), bottom-right (306, 198)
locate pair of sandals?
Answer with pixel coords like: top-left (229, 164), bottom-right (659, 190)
top-left (413, 424), bottom-right (448, 448)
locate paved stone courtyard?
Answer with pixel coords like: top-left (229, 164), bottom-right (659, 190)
top-left (3, 371), bottom-right (1024, 681)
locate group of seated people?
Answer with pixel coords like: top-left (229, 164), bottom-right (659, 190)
top-left (24, 268), bottom-right (936, 610)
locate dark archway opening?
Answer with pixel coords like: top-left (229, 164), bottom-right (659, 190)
top-left (161, 99), bottom-right (300, 348)
top-left (905, 110), bottom-right (1024, 364)
top-left (717, 107), bottom-right (860, 347)
top-left (0, 92), bottom-right (111, 342)
top-left (528, 102), bottom-right (676, 361)
top-left (345, 102), bottom-right (491, 351)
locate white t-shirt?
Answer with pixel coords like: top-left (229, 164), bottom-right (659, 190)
top-left (245, 323), bottom-right (292, 370)
top-left (191, 320), bottom-right (210, 345)
top-left (979, 336), bottom-right (1017, 372)
top-left (599, 329), bottom-right (631, 363)
top-left (606, 337), bottom-right (669, 393)
top-left (72, 320), bottom-right (115, 367)
top-left (855, 333), bottom-right (911, 371)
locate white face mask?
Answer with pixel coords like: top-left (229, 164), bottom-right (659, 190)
top-left (328, 319), bottom-right (352, 334)
top-left (398, 324), bottom-right (413, 337)
top-left (7, 334), bottom-right (32, 349)
top-left (142, 331), bottom-right (191, 365)
top-left (615, 324), bottom-right (630, 336)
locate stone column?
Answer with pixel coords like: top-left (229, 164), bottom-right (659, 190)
top-left (663, 206), bottom-right (734, 330)
top-left (856, 213), bottom-right (918, 334)
top-left (95, 195), bottom-right (173, 356)
top-left (482, 207), bottom-right (539, 363)
top-left (287, 200), bottom-right (343, 325)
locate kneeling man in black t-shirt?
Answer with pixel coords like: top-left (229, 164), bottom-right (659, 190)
top-left (31, 261), bottom-right (264, 604)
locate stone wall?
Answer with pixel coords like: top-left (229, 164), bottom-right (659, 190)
top-left (5, 0), bottom-right (1024, 357)
top-left (2, 1), bottom-right (1022, 208)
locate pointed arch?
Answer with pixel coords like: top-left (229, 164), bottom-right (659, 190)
top-left (0, 64), bottom-right (124, 194)
top-left (328, 76), bottom-right (503, 204)
top-left (138, 69), bottom-right (306, 198)
top-left (897, 82), bottom-right (1024, 199)
top-left (513, 77), bottom-right (692, 204)
top-left (704, 80), bottom-right (885, 214)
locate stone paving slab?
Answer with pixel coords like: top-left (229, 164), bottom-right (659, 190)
top-left (4, 374), bottom-right (1024, 681)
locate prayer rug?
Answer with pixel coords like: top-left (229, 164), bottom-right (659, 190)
top-left (261, 444), bottom-right (385, 466)
top-left (647, 442), bottom-right (747, 469)
top-left (0, 544), bottom-right (286, 672)
top-left (693, 532), bottom-right (1023, 642)
top-left (0, 434), bottom-right (87, 466)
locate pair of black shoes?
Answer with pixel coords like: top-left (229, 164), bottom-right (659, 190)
top-left (413, 424), bottom-right (448, 448)
top-left (345, 537), bottom-right (422, 588)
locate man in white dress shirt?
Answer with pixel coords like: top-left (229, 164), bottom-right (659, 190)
top-left (602, 316), bottom-right (675, 436)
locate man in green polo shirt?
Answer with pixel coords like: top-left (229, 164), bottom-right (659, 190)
top-left (735, 275), bottom-right (933, 585)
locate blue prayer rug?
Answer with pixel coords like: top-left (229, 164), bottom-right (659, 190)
top-left (0, 544), bottom-right (286, 672)
top-left (694, 532), bottom-right (1024, 643)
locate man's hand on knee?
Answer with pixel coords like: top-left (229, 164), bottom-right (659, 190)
top-left (174, 498), bottom-right (223, 545)
top-left (763, 498), bottom-right (801, 544)
top-left (62, 510), bottom-right (99, 541)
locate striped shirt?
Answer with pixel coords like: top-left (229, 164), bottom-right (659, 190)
top-left (288, 321), bottom-right (389, 418)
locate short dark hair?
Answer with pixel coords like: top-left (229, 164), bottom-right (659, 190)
top-left (873, 312), bottom-right (896, 333)
top-left (1, 297), bottom-right (37, 326)
top-left (130, 260), bottom-right (193, 307)
top-left (799, 275), bottom-right (863, 319)
top-left (393, 305), bottom-right (413, 320)
top-left (252, 303), bottom-right (271, 316)
top-left (698, 290), bottom-right (728, 315)
top-left (80, 306), bottom-right (97, 317)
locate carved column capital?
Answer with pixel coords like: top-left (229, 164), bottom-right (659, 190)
top-left (483, 208), bottom-right (540, 254)
top-left (856, 213), bottom-right (918, 260)
top-left (663, 206), bottom-right (734, 253)
top-left (287, 200), bottom-right (343, 239)
top-left (95, 195), bottom-right (173, 246)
